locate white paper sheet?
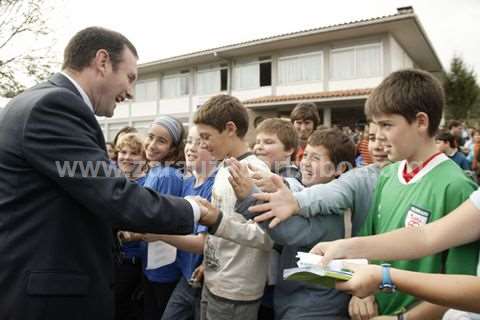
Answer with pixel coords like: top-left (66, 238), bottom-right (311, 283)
top-left (146, 240), bottom-right (177, 270)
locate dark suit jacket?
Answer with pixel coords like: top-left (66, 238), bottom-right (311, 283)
top-left (0, 73), bottom-right (194, 319)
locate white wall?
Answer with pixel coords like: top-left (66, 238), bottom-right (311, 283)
top-left (131, 101), bottom-right (157, 117)
top-left (390, 35), bottom-right (414, 71)
top-left (113, 102), bottom-right (130, 119)
top-left (277, 82), bottom-right (325, 95)
top-left (231, 87), bottom-right (272, 101)
top-left (159, 97), bottom-right (190, 114)
top-left (329, 77), bottom-right (383, 91)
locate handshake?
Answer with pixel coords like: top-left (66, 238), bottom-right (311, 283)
top-left (188, 196), bottom-right (222, 227)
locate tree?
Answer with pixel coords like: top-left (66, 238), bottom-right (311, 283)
top-left (0, 0), bottom-right (58, 98)
top-left (444, 56), bottom-right (480, 120)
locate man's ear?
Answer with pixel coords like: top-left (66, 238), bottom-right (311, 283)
top-left (416, 112), bottom-right (430, 134)
top-left (225, 121), bottom-right (238, 137)
top-left (93, 49), bottom-right (110, 76)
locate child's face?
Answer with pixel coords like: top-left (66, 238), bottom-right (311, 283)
top-left (196, 123), bottom-right (229, 160)
top-left (185, 126), bottom-right (216, 174)
top-left (367, 123), bottom-right (389, 167)
top-left (254, 132), bottom-right (292, 170)
top-left (435, 140), bottom-right (449, 153)
top-left (474, 132), bottom-right (480, 143)
top-left (293, 119), bottom-right (315, 141)
top-left (106, 144), bottom-right (116, 160)
top-left (117, 145), bottom-right (145, 175)
top-left (373, 113), bottom-right (422, 162)
top-left (300, 144), bottom-right (336, 187)
top-left (144, 125), bottom-right (173, 162)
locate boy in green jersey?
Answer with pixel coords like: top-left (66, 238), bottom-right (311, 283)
top-left (357, 69), bottom-right (479, 319)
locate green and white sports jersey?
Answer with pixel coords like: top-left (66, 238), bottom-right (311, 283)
top-left (361, 153), bottom-right (479, 315)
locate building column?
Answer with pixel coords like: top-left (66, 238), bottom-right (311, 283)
top-left (323, 107), bottom-right (332, 127)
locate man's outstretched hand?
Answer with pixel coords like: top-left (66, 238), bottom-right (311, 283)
top-left (248, 175), bottom-right (301, 228)
top-left (194, 197), bottom-right (221, 226)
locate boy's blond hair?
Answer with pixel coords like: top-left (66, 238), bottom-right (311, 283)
top-left (115, 133), bottom-right (146, 158)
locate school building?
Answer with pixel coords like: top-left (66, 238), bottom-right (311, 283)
top-left (98, 6), bottom-right (444, 141)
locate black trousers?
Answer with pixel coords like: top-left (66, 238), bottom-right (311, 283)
top-left (114, 257), bottom-right (143, 320)
top-left (142, 275), bottom-right (178, 320)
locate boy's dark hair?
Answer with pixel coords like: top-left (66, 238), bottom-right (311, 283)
top-left (63, 27), bottom-right (138, 72)
top-left (307, 128), bottom-right (356, 167)
top-left (290, 102), bottom-right (320, 129)
top-left (436, 131), bottom-right (456, 148)
top-left (447, 120), bottom-right (462, 130)
top-left (365, 69), bottom-right (444, 137)
top-left (256, 118), bottom-right (298, 152)
top-left (193, 94), bottom-right (249, 138)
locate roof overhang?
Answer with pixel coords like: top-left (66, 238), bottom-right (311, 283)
top-left (243, 88), bottom-right (372, 108)
top-left (138, 12), bottom-right (444, 76)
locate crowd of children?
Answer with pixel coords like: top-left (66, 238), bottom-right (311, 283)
top-left (107, 68), bottom-right (480, 320)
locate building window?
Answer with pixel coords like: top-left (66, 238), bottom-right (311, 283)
top-left (330, 43), bottom-right (382, 80)
top-left (234, 63), bottom-right (259, 89)
top-left (233, 57), bottom-right (272, 90)
top-left (161, 73), bottom-right (189, 98)
top-left (134, 79), bottom-right (157, 102)
top-left (260, 62), bottom-right (271, 86)
top-left (220, 69), bottom-right (228, 91)
top-left (278, 52), bottom-right (323, 84)
top-left (196, 67), bottom-right (229, 95)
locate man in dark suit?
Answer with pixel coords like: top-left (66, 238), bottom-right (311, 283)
top-left (0, 27), bottom-right (214, 319)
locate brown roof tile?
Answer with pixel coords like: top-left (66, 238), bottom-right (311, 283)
top-left (243, 88), bottom-right (373, 105)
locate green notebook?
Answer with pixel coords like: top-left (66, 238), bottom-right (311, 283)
top-left (283, 252), bottom-right (367, 288)
top-left (283, 266), bottom-right (353, 288)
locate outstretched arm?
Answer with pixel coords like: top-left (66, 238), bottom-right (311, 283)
top-left (337, 264), bottom-right (480, 313)
top-left (311, 199), bottom-right (480, 264)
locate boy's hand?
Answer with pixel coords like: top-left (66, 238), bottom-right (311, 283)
top-left (191, 264), bottom-right (205, 282)
top-left (349, 295), bottom-right (378, 320)
top-left (195, 197), bottom-right (221, 226)
top-left (117, 231), bottom-right (145, 242)
top-left (226, 158), bottom-right (254, 200)
top-left (248, 175), bottom-right (300, 228)
top-left (310, 239), bottom-right (351, 266)
top-left (250, 166), bottom-right (279, 192)
top-left (335, 264), bottom-right (382, 299)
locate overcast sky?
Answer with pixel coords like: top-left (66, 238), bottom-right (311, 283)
top-left (46, 0), bottom-right (480, 79)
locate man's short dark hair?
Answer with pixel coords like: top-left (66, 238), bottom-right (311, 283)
top-left (62, 27), bottom-right (138, 72)
top-left (290, 102), bottom-right (320, 129)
